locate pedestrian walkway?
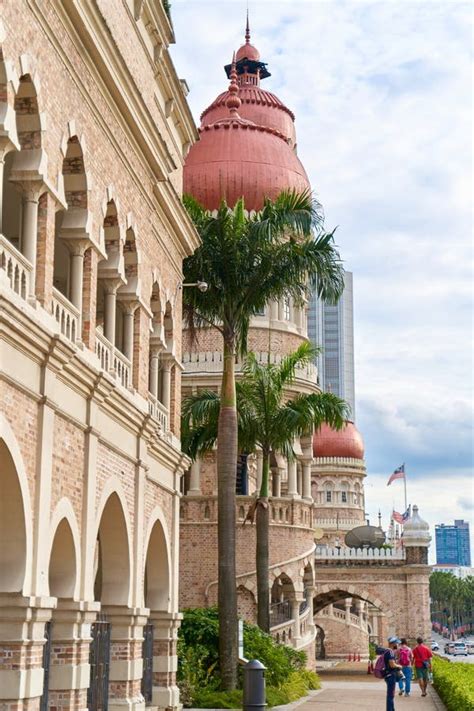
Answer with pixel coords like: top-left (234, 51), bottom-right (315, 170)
top-left (297, 680), bottom-right (446, 710)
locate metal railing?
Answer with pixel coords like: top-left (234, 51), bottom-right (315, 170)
top-left (270, 600), bottom-right (292, 627)
top-left (141, 623), bottom-right (154, 703)
top-left (52, 287), bottom-right (79, 342)
top-left (0, 234), bottom-right (31, 300)
top-left (88, 613), bottom-right (111, 711)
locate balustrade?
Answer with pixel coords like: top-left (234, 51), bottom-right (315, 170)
top-left (315, 545), bottom-right (405, 561)
top-left (148, 392), bottom-right (169, 431)
top-left (95, 328), bottom-right (131, 389)
top-left (0, 234), bottom-right (32, 300)
top-left (52, 287), bottom-right (79, 342)
top-left (270, 600), bottom-right (292, 627)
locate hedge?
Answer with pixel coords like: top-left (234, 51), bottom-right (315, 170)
top-left (433, 657), bottom-right (474, 711)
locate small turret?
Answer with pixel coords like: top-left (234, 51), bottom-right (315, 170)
top-left (403, 505), bottom-right (431, 564)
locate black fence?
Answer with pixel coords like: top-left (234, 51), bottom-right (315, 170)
top-left (141, 623), bottom-right (154, 703)
top-left (88, 613), bottom-right (111, 711)
top-left (40, 621), bottom-right (52, 711)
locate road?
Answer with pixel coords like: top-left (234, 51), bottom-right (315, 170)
top-left (431, 630), bottom-right (474, 664)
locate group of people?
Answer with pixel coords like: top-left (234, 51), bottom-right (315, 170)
top-left (383, 636), bottom-right (433, 710)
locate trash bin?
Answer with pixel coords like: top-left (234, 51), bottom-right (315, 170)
top-left (243, 659), bottom-right (266, 711)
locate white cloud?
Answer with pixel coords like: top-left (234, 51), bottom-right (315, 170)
top-left (169, 0), bottom-right (473, 531)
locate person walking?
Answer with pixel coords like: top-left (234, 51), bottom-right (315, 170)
top-left (397, 638), bottom-right (414, 696)
top-left (413, 636), bottom-right (433, 697)
top-left (384, 636), bottom-right (403, 711)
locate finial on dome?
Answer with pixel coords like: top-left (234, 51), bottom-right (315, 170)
top-left (245, 9), bottom-right (251, 44)
top-left (226, 52), bottom-right (242, 116)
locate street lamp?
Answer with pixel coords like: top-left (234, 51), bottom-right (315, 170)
top-left (181, 281), bottom-right (208, 292)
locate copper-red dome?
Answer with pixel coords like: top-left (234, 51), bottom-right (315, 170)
top-left (313, 422), bottom-right (365, 460)
top-left (201, 86), bottom-right (296, 147)
top-left (184, 119), bottom-right (309, 212)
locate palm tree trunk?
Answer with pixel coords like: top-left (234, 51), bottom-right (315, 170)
top-left (256, 451), bottom-right (270, 632)
top-left (217, 337), bottom-right (238, 690)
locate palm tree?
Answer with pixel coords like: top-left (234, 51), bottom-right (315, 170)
top-left (182, 190), bottom-right (344, 689)
top-left (182, 343), bottom-right (349, 633)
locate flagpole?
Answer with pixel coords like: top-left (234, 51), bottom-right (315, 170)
top-left (403, 463), bottom-right (407, 512)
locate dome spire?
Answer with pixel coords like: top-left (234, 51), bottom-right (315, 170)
top-left (245, 9), bottom-right (251, 44)
top-left (225, 52), bottom-right (242, 117)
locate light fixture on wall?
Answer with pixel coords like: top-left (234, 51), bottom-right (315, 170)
top-left (180, 281), bottom-right (209, 292)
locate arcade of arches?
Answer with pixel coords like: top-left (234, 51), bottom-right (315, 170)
top-left (0, 2), bottom-right (197, 711)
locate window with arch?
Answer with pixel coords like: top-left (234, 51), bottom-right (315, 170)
top-left (283, 295), bottom-right (291, 321)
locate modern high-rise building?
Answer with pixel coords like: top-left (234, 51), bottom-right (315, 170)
top-left (435, 520), bottom-right (471, 566)
top-left (308, 271), bottom-right (356, 419)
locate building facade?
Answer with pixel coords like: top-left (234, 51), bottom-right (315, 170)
top-left (308, 271), bottom-right (355, 419)
top-left (436, 520), bottom-right (471, 566)
top-left (0, 2), bottom-right (198, 711)
top-left (180, 23), bottom-right (318, 661)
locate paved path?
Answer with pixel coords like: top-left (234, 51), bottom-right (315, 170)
top-left (296, 679), bottom-right (446, 710)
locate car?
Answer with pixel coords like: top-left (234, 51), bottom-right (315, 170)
top-left (467, 642), bottom-right (474, 654)
top-left (431, 641), bottom-right (439, 651)
top-left (452, 642), bottom-right (468, 657)
top-left (445, 642), bottom-right (455, 654)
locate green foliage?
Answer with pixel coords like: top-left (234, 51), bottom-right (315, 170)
top-left (162, 0), bottom-right (171, 19)
top-left (177, 608), bottom-right (320, 707)
top-left (430, 571), bottom-right (474, 632)
top-left (369, 642), bottom-right (377, 661)
top-left (433, 657), bottom-right (474, 711)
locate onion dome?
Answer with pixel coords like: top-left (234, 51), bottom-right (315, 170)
top-left (403, 505), bottom-right (431, 547)
top-left (237, 17), bottom-right (260, 62)
top-left (184, 50), bottom-right (309, 211)
top-left (312, 422), bottom-right (365, 460)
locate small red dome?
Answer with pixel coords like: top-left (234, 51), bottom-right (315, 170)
top-left (236, 42), bottom-right (260, 62)
top-left (201, 87), bottom-right (296, 147)
top-left (313, 422), bottom-right (365, 460)
top-left (184, 120), bottom-right (309, 211)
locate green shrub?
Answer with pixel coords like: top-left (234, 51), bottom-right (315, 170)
top-left (433, 657), bottom-right (474, 711)
top-left (178, 607), bottom-right (320, 707)
top-left (369, 642), bottom-right (377, 661)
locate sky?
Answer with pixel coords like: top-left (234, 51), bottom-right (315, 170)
top-left (168, 0), bottom-right (473, 562)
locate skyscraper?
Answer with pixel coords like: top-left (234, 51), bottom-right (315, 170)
top-left (308, 271), bottom-right (356, 419)
top-left (435, 520), bottom-right (471, 566)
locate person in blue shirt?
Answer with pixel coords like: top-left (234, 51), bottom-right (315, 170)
top-left (384, 637), bottom-right (403, 711)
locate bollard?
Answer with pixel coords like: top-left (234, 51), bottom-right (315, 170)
top-left (367, 660), bottom-right (372, 674)
top-left (357, 653), bottom-right (361, 662)
top-left (243, 659), bottom-right (266, 711)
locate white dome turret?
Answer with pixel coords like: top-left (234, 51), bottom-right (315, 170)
top-left (403, 505), bottom-right (431, 548)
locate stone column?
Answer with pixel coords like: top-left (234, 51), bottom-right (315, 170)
top-left (103, 606), bottom-right (148, 711)
top-left (302, 460), bottom-right (312, 501)
top-left (188, 458), bottom-right (201, 495)
top-left (104, 287), bottom-right (117, 345)
top-left (149, 611), bottom-right (181, 711)
top-left (0, 595), bottom-right (54, 711)
top-left (81, 248), bottom-right (99, 349)
top-left (278, 298), bottom-right (284, 321)
top-left (271, 468), bottom-right (281, 498)
top-left (48, 600), bottom-right (99, 711)
top-left (21, 182), bottom-right (43, 294)
top-left (161, 358), bottom-right (172, 411)
top-left (70, 247), bottom-right (86, 312)
top-left (287, 458), bottom-right (299, 498)
top-left (270, 300), bottom-right (278, 320)
top-left (356, 599), bottom-right (365, 628)
top-left (291, 597), bottom-right (303, 643)
top-left (296, 463), bottom-right (302, 497)
top-left (149, 347), bottom-right (161, 398)
top-left (345, 598), bottom-right (352, 625)
top-left (35, 192), bottom-right (56, 310)
top-left (123, 308), bottom-right (136, 361)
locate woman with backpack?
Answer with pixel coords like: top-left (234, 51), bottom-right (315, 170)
top-left (396, 639), bottom-right (414, 696)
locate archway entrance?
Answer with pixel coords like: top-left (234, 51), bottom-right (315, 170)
top-left (315, 624), bottom-right (326, 660)
top-left (0, 439), bottom-right (27, 593)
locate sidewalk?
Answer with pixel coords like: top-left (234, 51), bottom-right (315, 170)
top-left (296, 680), bottom-right (446, 710)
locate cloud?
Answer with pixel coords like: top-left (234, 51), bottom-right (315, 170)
top-left (169, 0), bottom-right (473, 530)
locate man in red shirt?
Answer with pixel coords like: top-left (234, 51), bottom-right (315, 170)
top-left (412, 636), bottom-right (433, 697)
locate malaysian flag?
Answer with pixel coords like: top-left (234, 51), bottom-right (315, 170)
top-left (387, 464), bottom-right (405, 486)
top-left (392, 507), bottom-right (410, 525)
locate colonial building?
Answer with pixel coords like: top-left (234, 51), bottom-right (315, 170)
top-left (0, 2), bottom-right (197, 711)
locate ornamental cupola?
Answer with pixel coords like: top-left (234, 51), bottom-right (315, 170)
top-left (184, 19), bottom-right (309, 211)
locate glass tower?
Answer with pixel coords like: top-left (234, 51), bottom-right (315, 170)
top-left (308, 271), bottom-right (356, 420)
top-left (435, 520), bottom-right (471, 566)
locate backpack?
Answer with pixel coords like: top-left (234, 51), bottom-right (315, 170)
top-left (399, 647), bottom-right (411, 667)
top-left (374, 654), bottom-right (387, 679)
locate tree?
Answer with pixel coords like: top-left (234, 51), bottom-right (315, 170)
top-left (182, 190), bottom-right (343, 689)
top-left (182, 342), bottom-right (349, 632)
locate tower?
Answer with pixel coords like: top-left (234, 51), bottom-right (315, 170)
top-left (180, 21), bottom-right (318, 661)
